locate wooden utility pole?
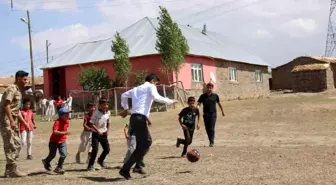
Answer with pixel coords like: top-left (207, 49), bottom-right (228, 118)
top-left (24, 10), bottom-right (36, 111)
top-left (46, 40), bottom-right (51, 63)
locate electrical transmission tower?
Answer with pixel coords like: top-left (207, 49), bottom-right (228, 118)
top-left (325, 0), bottom-right (336, 57)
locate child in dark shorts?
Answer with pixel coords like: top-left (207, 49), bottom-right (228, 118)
top-left (176, 97), bottom-right (200, 157)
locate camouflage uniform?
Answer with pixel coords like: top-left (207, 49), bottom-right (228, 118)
top-left (0, 84), bottom-right (26, 177)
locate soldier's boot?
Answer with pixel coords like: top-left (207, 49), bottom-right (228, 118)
top-left (5, 164), bottom-right (27, 178)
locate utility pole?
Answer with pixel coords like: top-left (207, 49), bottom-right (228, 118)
top-left (21, 10), bottom-right (36, 111)
top-left (46, 40), bottom-right (51, 63)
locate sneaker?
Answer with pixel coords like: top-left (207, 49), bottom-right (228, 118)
top-left (97, 160), bottom-right (107, 168)
top-left (181, 153), bottom-right (186, 157)
top-left (27, 155), bottom-right (33, 160)
top-left (54, 167), bottom-right (65, 174)
top-left (119, 169), bottom-right (132, 180)
top-left (75, 153), bottom-right (81, 164)
top-left (4, 164), bottom-right (27, 178)
top-left (42, 159), bottom-right (52, 171)
top-left (209, 143), bottom-right (214, 147)
top-left (133, 167), bottom-right (146, 174)
top-left (87, 165), bottom-right (95, 171)
top-left (176, 139), bottom-right (180, 148)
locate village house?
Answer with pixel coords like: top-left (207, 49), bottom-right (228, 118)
top-left (40, 17), bottom-right (270, 103)
top-left (272, 56), bottom-right (336, 92)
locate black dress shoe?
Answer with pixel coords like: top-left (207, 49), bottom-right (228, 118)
top-left (119, 169), bottom-right (132, 180)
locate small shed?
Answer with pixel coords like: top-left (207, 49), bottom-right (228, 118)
top-left (291, 64), bottom-right (334, 92)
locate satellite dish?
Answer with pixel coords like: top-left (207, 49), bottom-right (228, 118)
top-left (210, 72), bottom-right (216, 83)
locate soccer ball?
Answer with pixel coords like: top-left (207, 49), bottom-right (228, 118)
top-left (186, 149), bottom-right (200, 162)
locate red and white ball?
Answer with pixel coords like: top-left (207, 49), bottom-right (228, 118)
top-left (186, 149), bottom-right (200, 162)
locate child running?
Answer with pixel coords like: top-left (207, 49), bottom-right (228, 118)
top-left (75, 102), bottom-right (95, 164)
top-left (19, 99), bottom-right (37, 160)
top-left (176, 97), bottom-right (200, 157)
top-left (87, 98), bottom-right (111, 171)
top-left (42, 107), bottom-right (71, 174)
top-left (122, 118), bottom-right (150, 173)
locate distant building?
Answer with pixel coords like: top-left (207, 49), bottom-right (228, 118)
top-left (272, 56), bottom-right (336, 92)
top-left (41, 17), bottom-right (270, 101)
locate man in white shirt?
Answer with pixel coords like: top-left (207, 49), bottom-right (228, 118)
top-left (87, 98), bottom-right (111, 171)
top-left (119, 74), bottom-right (177, 180)
top-left (64, 93), bottom-right (73, 118)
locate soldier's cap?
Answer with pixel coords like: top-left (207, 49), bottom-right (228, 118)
top-left (58, 107), bottom-right (72, 115)
top-left (145, 73), bottom-right (160, 82)
top-left (15, 70), bottom-right (29, 78)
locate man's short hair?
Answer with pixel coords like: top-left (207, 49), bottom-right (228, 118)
top-left (188, 97), bottom-right (195, 102)
top-left (206, 83), bottom-right (214, 88)
top-left (15, 70), bottom-right (29, 79)
top-left (145, 73), bottom-right (160, 82)
top-left (99, 97), bottom-right (109, 104)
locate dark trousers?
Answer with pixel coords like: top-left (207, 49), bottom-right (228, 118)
top-left (203, 113), bottom-right (217, 144)
top-left (122, 114), bottom-right (152, 172)
top-left (177, 127), bottom-right (194, 155)
top-left (45, 142), bottom-right (67, 168)
top-left (88, 132), bottom-right (110, 166)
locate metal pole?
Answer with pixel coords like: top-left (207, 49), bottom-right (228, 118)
top-left (46, 40), bottom-right (51, 63)
top-left (27, 10), bottom-right (36, 111)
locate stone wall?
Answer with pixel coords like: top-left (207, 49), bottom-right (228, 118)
top-left (292, 70), bottom-right (329, 92)
top-left (272, 57), bottom-right (326, 90)
top-left (215, 60), bottom-right (270, 100)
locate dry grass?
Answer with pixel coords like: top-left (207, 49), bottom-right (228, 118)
top-left (291, 63), bottom-right (330, 72)
top-left (1, 92), bottom-right (336, 185)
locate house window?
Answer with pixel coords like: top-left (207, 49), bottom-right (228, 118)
top-left (255, 70), bottom-right (263, 82)
top-left (229, 67), bottom-right (237, 81)
top-left (191, 64), bottom-right (203, 82)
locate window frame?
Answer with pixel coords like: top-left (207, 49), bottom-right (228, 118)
top-left (228, 67), bottom-right (238, 82)
top-left (255, 70), bottom-right (263, 82)
top-left (191, 63), bottom-right (204, 82)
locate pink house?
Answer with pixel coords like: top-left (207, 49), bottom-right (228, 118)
top-left (41, 17), bottom-right (270, 103)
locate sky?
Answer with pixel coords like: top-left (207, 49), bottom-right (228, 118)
top-left (0, 0), bottom-right (332, 77)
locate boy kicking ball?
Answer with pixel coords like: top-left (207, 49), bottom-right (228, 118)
top-left (42, 107), bottom-right (71, 174)
top-left (176, 97), bottom-right (200, 157)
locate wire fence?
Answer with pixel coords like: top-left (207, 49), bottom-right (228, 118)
top-left (69, 81), bottom-right (188, 118)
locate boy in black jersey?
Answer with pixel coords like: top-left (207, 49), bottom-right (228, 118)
top-left (176, 97), bottom-right (200, 157)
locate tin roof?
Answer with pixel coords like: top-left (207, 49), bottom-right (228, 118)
top-left (41, 17), bottom-right (269, 70)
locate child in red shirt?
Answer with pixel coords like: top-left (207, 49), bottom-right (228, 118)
top-left (19, 99), bottom-right (36, 160)
top-left (42, 107), bottom-right (71, 174)
top-left (75, 102), bottom-right (95, 164)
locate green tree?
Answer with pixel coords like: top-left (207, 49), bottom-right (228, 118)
top-left (78, 67), bottom-right (111, 91)
top-left (155, 6), bottom-right (189, 84)
top-left (111, 32), bottom-right (131, 87)
top-left (132, 70), bottom-right (148, 86)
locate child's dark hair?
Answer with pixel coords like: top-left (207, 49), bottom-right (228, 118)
top-left (99, 97), bottom-right (109, 104)
top-left (206, 83), bottom-right (214, 88)
top-left (22, 99), bottom-right (31, 105)
top-left (87, 102), bottom-right (94, 107)
top-left (187, 97), bottom-right (195, 102)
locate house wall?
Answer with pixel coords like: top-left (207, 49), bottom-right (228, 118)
top-left (272, 57), bottom-right (326, 90)
top-left (43, 55), bottom-right (174, 98)
top-left (326, 67), bottom-right (335, 89)
top-left (215, 59), bottom-right (270, 100)
top-left (175, 55), bottom-right (217, 97)
top-left (292, 70), bottom-right (328, 92)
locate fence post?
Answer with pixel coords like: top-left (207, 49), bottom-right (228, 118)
top-left (114, 88), bottom-right (118, 116)
top-left (163, 85), bottom-right (168, 111)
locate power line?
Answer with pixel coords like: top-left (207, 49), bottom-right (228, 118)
top-left (11, 0), bottom-right (192, 11)
top-left (178, 0), bottom-right (271, 25)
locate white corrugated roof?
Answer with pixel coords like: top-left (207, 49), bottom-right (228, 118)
top-left (41, 17), bottom-right (269, 69)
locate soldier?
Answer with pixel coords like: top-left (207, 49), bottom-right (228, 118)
top-left (0, 70), bottom-right (29, 178)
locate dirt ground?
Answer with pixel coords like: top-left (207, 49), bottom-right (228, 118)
top-left (1, 92), bottom-right (336, 185)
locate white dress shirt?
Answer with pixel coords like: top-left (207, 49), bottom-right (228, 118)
top-left (121, 82), bottom-right (174, 117)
